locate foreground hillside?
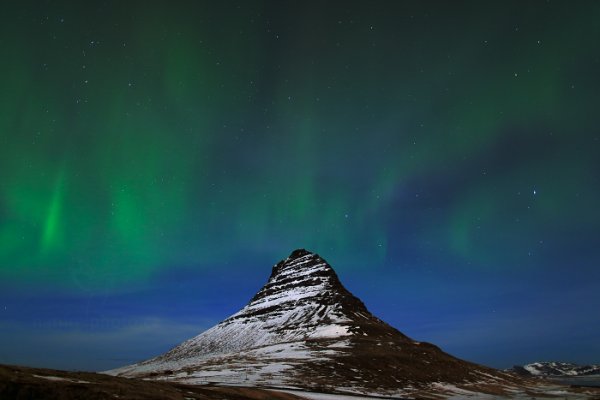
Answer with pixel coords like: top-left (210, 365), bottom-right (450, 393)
top-left (0, 364), bottom-right (305, 400)
top-left (3, 363), bottom-right (600, 399)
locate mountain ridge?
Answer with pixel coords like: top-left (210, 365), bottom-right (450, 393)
top-left (510, 361), bottom-right (600, 377)
top-left (107, 249), bottom-right (520, 397)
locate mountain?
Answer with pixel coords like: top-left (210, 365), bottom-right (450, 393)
top-left (107, 249), bottom-right (519, 397)
top-left (510, 362), bottom-right (600, 377)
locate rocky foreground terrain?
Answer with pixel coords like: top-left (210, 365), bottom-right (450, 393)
top-left (0, 363), bottom-right (306, 400)
top-left (3, 363), bottom-right (600, 399)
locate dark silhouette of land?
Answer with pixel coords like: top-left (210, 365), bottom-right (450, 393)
top-left (0, 364), bottom-right (307, 400)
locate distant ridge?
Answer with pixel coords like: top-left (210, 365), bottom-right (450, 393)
top-left (510, 361), bottom-right (600, 377)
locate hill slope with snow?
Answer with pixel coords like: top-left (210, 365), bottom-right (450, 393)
top-left (107, 249), bottom-right (528, 397)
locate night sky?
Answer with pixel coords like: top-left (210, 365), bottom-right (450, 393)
top-left (1, 1), bottom-right (599, 372)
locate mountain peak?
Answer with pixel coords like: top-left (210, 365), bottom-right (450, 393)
top-left (268, 248), bottom-right (336, 283)
top-left (288, 248), bottom-right (313, 259)
top-left (253, 249), bottom-right (341, 308)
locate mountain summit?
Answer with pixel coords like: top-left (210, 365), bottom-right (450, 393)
top-left (108, 249), bottom-right (515, 397)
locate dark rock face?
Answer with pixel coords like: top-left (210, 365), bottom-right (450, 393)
top-left (247, 249), bottom-right (383, 329)
top-left (109, 249), bottom-right (517, 396)
top-left (510, 365), bottom-right (533, 376)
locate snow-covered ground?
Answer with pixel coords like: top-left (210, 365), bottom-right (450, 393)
top-left (33, 375), bottom-right (91, 384)
top-left (274, 390), bottom-right (385, 400)
top-left (275, 385), bottom-right (600, 400)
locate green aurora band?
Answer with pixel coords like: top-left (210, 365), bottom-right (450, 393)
top-left (1, 1), bottom-right (599, 289)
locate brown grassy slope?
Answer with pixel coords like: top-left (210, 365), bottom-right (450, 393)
top-left (0, 364), bottom-right (306, 400)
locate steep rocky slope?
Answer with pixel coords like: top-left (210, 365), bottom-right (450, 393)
top-left (108, 249), bottom-right (522, 397)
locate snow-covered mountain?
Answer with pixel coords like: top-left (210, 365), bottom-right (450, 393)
top-left (511, 362), bottom-right (600, 377)
top-left (107, 249), bottom-right (517, 397)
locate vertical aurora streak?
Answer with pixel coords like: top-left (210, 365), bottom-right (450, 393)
top-left (41, 166), bottom-right (66, 255)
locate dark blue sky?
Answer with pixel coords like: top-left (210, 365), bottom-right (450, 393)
top-left (1, 1), bottom-right (599, 371)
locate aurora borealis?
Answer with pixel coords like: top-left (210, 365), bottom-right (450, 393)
top-left (1, 1), bottom-right (599, 371)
